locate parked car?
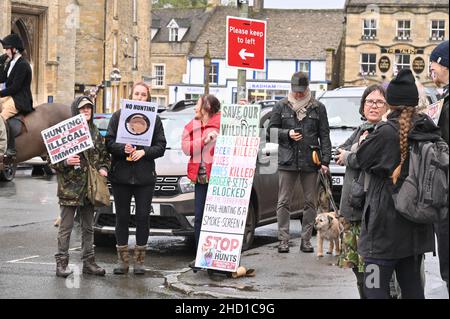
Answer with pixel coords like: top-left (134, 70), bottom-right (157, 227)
top-left (93, 107), bottom-right (305, 250)
top-left (93, 113), bottom-right (113, 138)
top-left (317, 85), bottom-right (439, 206)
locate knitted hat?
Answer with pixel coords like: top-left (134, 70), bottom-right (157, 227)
top-left (430, 41), bottom-right (449, 68)
top-left (386, 69), bottom-right (419, 107)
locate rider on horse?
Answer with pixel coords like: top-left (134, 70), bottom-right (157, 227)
top-left (0, 33), bottom-right (34, 164)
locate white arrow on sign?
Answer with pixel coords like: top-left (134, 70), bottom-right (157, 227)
top-left (239, 48), bottom-right (255, 60)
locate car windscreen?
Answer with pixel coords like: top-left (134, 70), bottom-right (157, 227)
top-left (319, 97), bottom-right (363, 128)
top-left (93, 116), bottom-right (111, 131)
top-left (160, 114), bottom-right (192, 149)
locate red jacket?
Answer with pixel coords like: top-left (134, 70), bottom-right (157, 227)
top-left (182, 112), bottom-right (221, 183)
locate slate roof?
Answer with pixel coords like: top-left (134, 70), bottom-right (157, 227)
top-left (190, 7), bottom-right (344, 60)
top-left (346, 0), bottom-right (449, 6)
top-left (151, 8), bottom-right (214, 43)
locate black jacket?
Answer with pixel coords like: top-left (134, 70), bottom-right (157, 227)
top-left (438, 86), bottom-right (449, 145)
top-left (356, 112), bottom-right (438, 259)
top-left (106, 110), bottom-right (167, 186)
top-left (0, 56), bottom-right (33, 114)
top-left (267, 97), bottom-right (331, 171)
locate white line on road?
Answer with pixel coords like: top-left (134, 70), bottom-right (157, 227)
top-left (7, 255), bottom-right (40, 263)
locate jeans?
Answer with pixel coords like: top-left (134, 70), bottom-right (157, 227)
top-left (194, 183), bottom-right (208, 249)
top-left (364, 255), bottom-right (424, 299)
top-left (112, 183), bottom-right (155, 246)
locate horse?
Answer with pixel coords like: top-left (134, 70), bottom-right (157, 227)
top-left (0, 103), bottom-right (71, 180)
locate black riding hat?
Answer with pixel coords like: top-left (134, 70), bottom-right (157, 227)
top-left (0, 34), bottom-right (24, 51)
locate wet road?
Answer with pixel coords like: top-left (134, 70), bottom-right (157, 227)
top-left (0, 168), bottom-right (282, 299)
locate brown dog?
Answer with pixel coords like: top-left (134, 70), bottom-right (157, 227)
top-left (314, 212), bottom-right (343, 257)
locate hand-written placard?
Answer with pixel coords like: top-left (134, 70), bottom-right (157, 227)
top-left (196, 104), bottom-right (261, 272)
top-left (116, 99), bottom-right (158, 147)
top-left (42, 114), bottom-right (93, 164)
top-left (422, 99), bottom-right (444, 125)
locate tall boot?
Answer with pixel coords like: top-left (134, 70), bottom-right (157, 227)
top-left (3, 120), bottom-right (16, 165)
top-left (83, 256), bottom-right (106, 276)
top-left (133, 245), bottom-right (147, 275)
top-left (113, 245), bottom-right (129, 275)
top-left (56, 255), bottom-right (73, 278)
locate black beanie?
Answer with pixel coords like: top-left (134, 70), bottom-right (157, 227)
top-left (430, 40), bottom-right (449, 68)
top-left (386, 69), bottom-right (418, 107)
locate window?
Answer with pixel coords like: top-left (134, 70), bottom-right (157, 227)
top-left (395, 54), bottom-right (411, 71)
top-left (133, 37), bottom-right (138, 70)
top-left (151, 96), bottom-right (167, 106)
top-left (397, 20), bottom-right (411, 40)
top-left (255, 71), bottom-right (266, 80)
top-left (209, 63), bottom-right (219, 84)
top-left (153, 64), bottom-right (165, 87)
top-left (297, 61), bottom-right (310, 75)
top-left (185, 94), bottom-right (202, 101)
top-left (362, 19), bottom-right (377, 39)
top-left (112, 32), bottom-right (118, 67)
top-left (132, 0), bottom-right (137, 24)
top-left (360, 53), bottom-right (377, 75)
top-left (169, 27), bottom-right (179, 42)
top-left (430, 20), bottom-right (445, 40)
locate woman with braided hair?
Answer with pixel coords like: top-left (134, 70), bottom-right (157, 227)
top-left (355, 69), bottom-right (441, 299)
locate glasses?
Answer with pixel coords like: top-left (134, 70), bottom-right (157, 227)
top-left (364, 99), bottom-right (386, 109)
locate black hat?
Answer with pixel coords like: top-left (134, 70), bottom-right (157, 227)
top-left (386, 69), bottom-right (418, 107)
top-left (291, 72), bottom-right (309, 93)
top-left (430, 40), bottom-right (449, 68)
top-left (0, 34), bottom-right (24, 51)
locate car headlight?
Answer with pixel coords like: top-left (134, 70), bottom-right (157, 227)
top-left (179, 176), bottom-right (195, 193)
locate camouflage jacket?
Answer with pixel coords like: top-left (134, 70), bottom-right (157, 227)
top-left (51, 124), bottom-right (110, 206)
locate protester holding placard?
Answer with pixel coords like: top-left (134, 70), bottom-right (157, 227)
top-left (268, 72), bottom-right (332, 254)
top-left (106, 82), bottom-right (166, 276)
top-left (52, 96), bottom-right (110, 278)
top-left (182, 94), bottom-right (221, 269)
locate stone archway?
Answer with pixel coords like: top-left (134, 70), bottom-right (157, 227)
top-left (11, 13), bottom-right (39, 96)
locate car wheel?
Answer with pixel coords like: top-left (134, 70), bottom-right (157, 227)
top-left (241, 201), bottom-right (256, 251)
top-left (93, 232), bottom-right (116, 248)
top-left (0, 164), bottom-right (17, 182)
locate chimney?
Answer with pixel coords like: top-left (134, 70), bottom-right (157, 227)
top-left (253, 0), bottom-right (264, 13)
top-left (207, 0), bottom-right (221, 7)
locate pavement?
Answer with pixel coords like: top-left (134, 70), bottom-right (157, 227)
top-left (164, 234), bottom-right (449, 299)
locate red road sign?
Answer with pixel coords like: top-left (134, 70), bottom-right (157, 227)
top-left (226, 16), bottom-right (267, 71)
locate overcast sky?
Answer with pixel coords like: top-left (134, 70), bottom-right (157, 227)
top-left (263, 0), bottom-right (346, 9)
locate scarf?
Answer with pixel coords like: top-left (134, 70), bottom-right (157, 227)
top-left (288, 88), bottom-right (312, 121)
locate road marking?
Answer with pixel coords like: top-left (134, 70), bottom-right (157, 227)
top-left (7, 255), bottom-right (40, 263)
top-left (69, 247), bottom-right (81, 251)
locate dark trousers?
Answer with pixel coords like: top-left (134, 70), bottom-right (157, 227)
top-left (435, 213), bottom-right (449, 291)
top-left (194, 183), bottom-right (208, 249)
top-left (111, 183), bottom-right (155, 246)
top-left (364, 255), bottom-right (424, 299)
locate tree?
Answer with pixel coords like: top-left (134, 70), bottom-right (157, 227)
top-left (152, 0), bottom-right (208, 8)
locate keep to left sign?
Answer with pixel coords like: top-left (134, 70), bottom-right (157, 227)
top-left (226, 16), bottom-right (266, 71)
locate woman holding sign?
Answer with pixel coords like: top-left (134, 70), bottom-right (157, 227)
top-left (52, 96), bottom-right (110, 278)
top-left (182, 94), bottom-right (221, 269)
top-left (106, 82), bottom-right (166, 275)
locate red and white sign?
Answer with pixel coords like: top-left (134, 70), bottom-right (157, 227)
top-left (226, 16), bottom-right (266, 71)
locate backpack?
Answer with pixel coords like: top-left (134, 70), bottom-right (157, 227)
top-left (392, 139), bottom-right (449, 224)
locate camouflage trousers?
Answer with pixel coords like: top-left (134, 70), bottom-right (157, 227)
top-left (338, 220), bottom-right (364, 273)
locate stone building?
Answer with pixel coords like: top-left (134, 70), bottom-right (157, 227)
top-left (342, 0), bottom-right (449, 87)
top-left (0, 0), bottom-right (152, 112)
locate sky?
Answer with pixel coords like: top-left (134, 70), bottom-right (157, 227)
top-left (261, 0), bottom-right (346, 9)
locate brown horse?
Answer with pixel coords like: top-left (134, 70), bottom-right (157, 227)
top-left (0, 103), bottom-right (71, 163)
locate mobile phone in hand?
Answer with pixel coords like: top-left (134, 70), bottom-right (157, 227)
top-left (293, 128), bottom-right (302, 134)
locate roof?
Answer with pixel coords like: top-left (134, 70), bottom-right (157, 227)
top-left (190, 7), bottom-right (344, 60)
top-left (346, 0), bottom-right (449, 7)
top-left (151, 8), bottom-right (214, 43)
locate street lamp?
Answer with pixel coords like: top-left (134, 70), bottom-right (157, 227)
top-left (204, 41), bottom-right (211, 95)
top-left (110, 68), bottom-right (122, 112)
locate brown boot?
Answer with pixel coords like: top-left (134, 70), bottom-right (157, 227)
top-left (56, 256), bottom-right (73, 278)
top-left (83, 256), bottom-right (106, 276)
top-left (113, 245), bottom-right (129, 275)
top-left (133, 245), bottom-right (147, 275)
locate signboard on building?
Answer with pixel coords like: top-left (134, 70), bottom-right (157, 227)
top-left (195, 104), bottom-right (261, 272)
top-left (116, 99), bottom-right (158, 147)
top-left (412, 57), bottom-right (426, 74)
top-left (42, 114), bottom-right (93, 164)
top-left (378, 56), bottom-right (391, 73)
top-left (226, 16), bottom-right (266, 71)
